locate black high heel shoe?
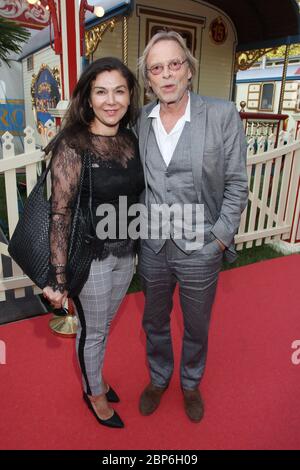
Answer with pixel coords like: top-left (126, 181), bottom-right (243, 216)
top-left (83, 392), bottom-right (124, 428)
top-left (106, 386), bottom-right (120, 403)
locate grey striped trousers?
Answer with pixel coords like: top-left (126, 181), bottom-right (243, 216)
top-left (73, 253), bottom-right (134, 396)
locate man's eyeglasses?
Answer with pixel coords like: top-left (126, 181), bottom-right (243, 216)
top-left (147, 59), bottom-right (188, 76)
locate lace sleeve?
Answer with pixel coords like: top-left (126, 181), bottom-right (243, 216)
top-left (47, 142), bottom-right (82, 292)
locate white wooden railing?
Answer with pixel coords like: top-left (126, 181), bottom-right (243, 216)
top-left (235, 129), bottom-right (300, 249)
top-left (0, 122), bottom-right (56, 302)
top-left (0, 126), bottom-right (300, 302)
top-left (239, 105), bottom-right (289, 147)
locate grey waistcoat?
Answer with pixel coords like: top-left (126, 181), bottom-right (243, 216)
top-left (145, 123), bottom-right (203, 253)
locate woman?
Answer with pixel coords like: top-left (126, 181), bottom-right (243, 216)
top-left (43, 58), bottom-right (144, 429)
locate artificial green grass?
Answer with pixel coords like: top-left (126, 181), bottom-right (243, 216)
top-left (127, 272), bottom-right (142, 294)
top-left (222, 242), bottom-right (284, 270)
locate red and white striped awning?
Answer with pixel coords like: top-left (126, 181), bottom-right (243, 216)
top-left (0, 0), bottom-right (131, 30)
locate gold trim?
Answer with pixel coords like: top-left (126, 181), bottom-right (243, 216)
top-left (84, 17), bottom-right (118, 58)
top-left (235, 48), bottom-right (278, 72)
top-left (31, 73), bottom-right (36, 108)
top-left (52, 66), bottom-right (61, 88)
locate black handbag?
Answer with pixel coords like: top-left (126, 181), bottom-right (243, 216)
top-left (8, 152), bottom-right (97, 298)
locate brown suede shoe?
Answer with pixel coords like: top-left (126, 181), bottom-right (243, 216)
top-left (139, 383), bottom-right (167, 416)
top-left (182, 388), bottom-right (204, 423)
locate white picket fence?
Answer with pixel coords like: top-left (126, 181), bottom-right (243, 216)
top-left (0, 125), bottom-right (300, 302)
top-left (235, 129), bottom-right (300, 249)
top-left (0, 121), bottom-right (56, 301)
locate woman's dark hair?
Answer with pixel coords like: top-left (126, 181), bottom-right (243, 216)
top-left (44, 57), bottom-right (140, 156)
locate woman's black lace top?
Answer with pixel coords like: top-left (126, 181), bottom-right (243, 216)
top-left (47, 128), bottom-right (144, 293)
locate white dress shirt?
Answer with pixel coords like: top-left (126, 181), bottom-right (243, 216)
top-left (148, 94), bottom-right (191, 167)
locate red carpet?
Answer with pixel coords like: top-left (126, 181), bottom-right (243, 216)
top-left (0, 255), bottom-right (300, 450)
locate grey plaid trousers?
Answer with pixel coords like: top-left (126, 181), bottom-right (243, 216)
top-left (73, 253), bottom-right (134, 396)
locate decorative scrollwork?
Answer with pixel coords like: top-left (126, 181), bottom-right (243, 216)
top-left (0, 0), bottom-right (49, 25)
top-left (31, 73), bottom-right (37, 108)
top-left (235, 48), bottom-right (278, 72)
top-left (52, 66), bottom-right (61, 87)
top-left (84, 17), bottom-right (118, 57)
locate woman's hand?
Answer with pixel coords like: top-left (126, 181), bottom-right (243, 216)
top-left (42, 286), bottom-right (68, 310)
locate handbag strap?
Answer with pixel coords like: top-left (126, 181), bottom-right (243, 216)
top-left (71, 151), bottom-right (96, 235)
top-left (35, 148), bottom-right (84, 193)
top-left (71, 152), bottom-right (88, 232)
top-left (73, 152), bottom-right (87, 215)
top-left (87, 152), bottom-right (96, 235)
top-left (33, 158), bottom-right (52, 193)
top-left (41, 150), bottom-right (94, 219)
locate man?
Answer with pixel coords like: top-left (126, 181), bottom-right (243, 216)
top-left (137, 31), bottom-right (248, 423)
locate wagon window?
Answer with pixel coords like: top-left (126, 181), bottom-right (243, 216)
top-left (259, 83), bottom-right (274, 111)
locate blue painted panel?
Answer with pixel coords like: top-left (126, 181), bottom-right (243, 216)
top-left (0, 101), bottom-right (25, 134)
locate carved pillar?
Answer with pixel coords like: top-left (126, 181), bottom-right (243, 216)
top-left (123, 16), bottom-right (128, 65)
top-left (278, 44), bottom-right (290, 114)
